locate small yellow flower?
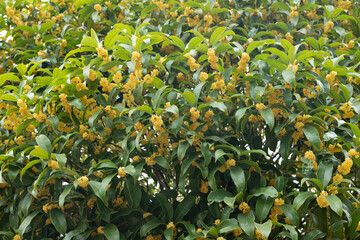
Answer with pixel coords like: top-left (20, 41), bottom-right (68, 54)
top-left (166, 221), bottom-right (175, 229)
top-left (78, 176), bottom-right (89, 188)
top-left (143, 212), bottom-right (152, 218)
top-left (274, 198), bottom-right (284, 207)
top-left (118, 167), bottom-right (126, 177)
top-left (316, 191), bottom-right (329, 208)
top-left (94, 4), bottom-right (102, 12)
top-left (238, 202), bottom-right (250, 213)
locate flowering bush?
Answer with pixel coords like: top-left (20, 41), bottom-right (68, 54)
top-left (1, 0), bottom-right (360, 239)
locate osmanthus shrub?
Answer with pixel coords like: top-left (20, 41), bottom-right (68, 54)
top-left (1, 0), bottom-right (360, 239)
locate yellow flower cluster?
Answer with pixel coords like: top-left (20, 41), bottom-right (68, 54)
top-left (333, 173), bottom-right (343, 183)
top-left (131, 51), bottom-right (143, 78)
top-left (232, 228), bottom-right (243, 237)
top-left (237, 52), bottom-right (250, 73)
top-left (112, 197), bottom-right (124, 207)
top-left (59, 94), bottom-right (72, 113)
top-left (337, 158), bottom-right (353, 175)
top-left (325, 71), bottom-right (337, 86)
top-left (207, 48), bottom-right (218, 70)
top-left (339, 102), bottom-right (354, 119)
top-left (150, 115), bottom-right (164, 132)
top-left (12, 235), bottom-right (22, 240)
top-left (327, 143), bottom-right (342, 154)
top-left (113, 72), bottom-right (123, 83)
top-left (184, 53), bottom-right (200, 72)
top-left (190, 108), bottom-right (200, 122)
top-left (87, 197), bottom-right (96, 209)
top-left (94, 4), bottom-right (102, 12)
top-left (256, 103), bottom-right (267, 111)
top-left (143, 212), bottom-right (152, 218)
top-left (42, 203), bottom-right (60, 213)
top-left (17, 99), bottom-right (30, 117)
top-left (210, 74), bottom-right (225, 91)
top-left (304, 150), bottom-right (317, 170)
top-left (324, 21), bottom-right (334, 33)
top-left (78, 176), bottom-right (89, 188)
top-left (289, 6), bottom-right (298, 19)
top-left (200, 180), bottom-right (209, 194)
top-left (204, 14), bottom-right (213, 26)
top-left (274, 198), bottom-right (285, 207)
top-left (146, 153), bottom-right (157, 166)
top-left (34, 111), bottom-right (47, 122)
top-left (166, 221), bottom-right (175, 229)
top-left (105, 106), bottom-right (117, 119)
top-left (118, 167), bottom-right (126, 177)
top-left (292, 115), bottom-right (312, 145)
top-left (348, 149), bottom-right (359, 158)
top-left (238, 202), bottom-right (250, 213)
top-left (316, 191), bottom-right (329, 208)
top-left (48, 160), bottom-right (59, 170)
top-left (96, 43), bottom-right (108, 58)
top-left (100, 77), bottom-right (117, 92)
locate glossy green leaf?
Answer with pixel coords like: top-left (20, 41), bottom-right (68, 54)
top-left (49, 208), bottom-right (67, 234)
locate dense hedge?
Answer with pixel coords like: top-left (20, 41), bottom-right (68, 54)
top-left (1, 0), bottom-right (360, 239)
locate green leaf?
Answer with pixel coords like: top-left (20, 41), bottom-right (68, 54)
top-left (140, 219), bottom-right (163, 237)
top-left (230, 166), bottom-right (245, 193)
top-left (29, 148), bottom-right (49, 160)
top-left (55, 153), bottom-right (67, 168)
top-left (19, 210), bottom-right (40, 237)
top-left (293, 191), bottom-right (315, 210)
top-left (317, 161), bottom-right (333, 188)
top-left (215, 149), bottom-right (226, 161)
top-left (283, 224), bottom-right (298, 240)
top-left (164, 227), bottom-right (173, 240)
top-left (182, 92), bottom-right (196, 106)
top-left (81, 36), bottom-right (98, 48)
top-left (302, 125), bottom-right (321, 149)
top-left (218, 218), bottom-right (240, 233)
top-left (208, 189), bottom-right (233, 203)
top-left (280, 204), bottom-right (299, 226)
top-left (20, 160), bottom-right (41, 181)
top-left (255, 196), bottom-right (273, 222)
top-left (201, 142), bottom-right (212, 166)
top-left (235, 107), bottom-right (248, 124)
top-left (141, 4), bottom-right (158, 18)
top-left (59, 185), bottom-right (73, 209)
top-left (153, 86), bottom-right (168, 111)
top-left (104, 29), bottom-right (120, 49)
top-left (125, 176), bottom-right (142, 208)
top-left (103, 224), bottom-right (120, 240)
top-left (36, 135), bottom-right (52, 157)
top-left (252, 186), bottom-right (278, 198)
top-left (174, 193), bottom-right (196, 223)
top-left (0, 93), bottom-right (18, 101)
top-left (255, 220), bottom-right (272, 240)
top-left (247, 41), bottom-right (266, 54)
top-left (282, 69), bottom-right (295, 87)
top-left (156, 193), bottom-right (173, 220)
top-left (210, 27), bottom-right (226, 46)
top-left (0, 73), bottom-right (20, 87)
top-left (49, 208), bottom-right (67, 234)
top-left (170, 36), bottom-right (185, 51)
top-left (260, 108), bottom-right (275, 130)
top-left (178, 141), bottom-right (190, 161)
top-left (88, 110), bottom-right (102, 128)
top-left (325, 195), bottom-right (343, 216)
top-left (154, 156), bottom-right (170, 169)
top-left (237, 212), bottom-right (255, 237)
